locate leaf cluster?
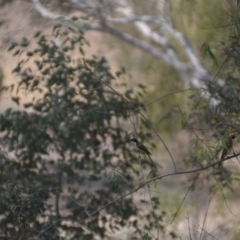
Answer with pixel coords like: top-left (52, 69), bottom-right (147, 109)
top-left (0, 22), bottom-right (166, 239)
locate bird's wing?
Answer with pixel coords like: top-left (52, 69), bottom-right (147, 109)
top-left (141, 144), bottom-right (151, 155)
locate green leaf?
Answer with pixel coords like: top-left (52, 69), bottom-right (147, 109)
top-left (138, 83), bottom-right (146, 89)
top-left (34, 31), bottom-right (41, 38)
top-left (115, 71), bottom-right (122, 77)
top-left (26, 52), bottom-right (34, 57)
top-left (200, 42), bottom-right (218, 66)
top-left (11, 96), bottom-right (20, 105)
top-left (71, 16), bottom-right (78, 21)
top-left (53, 23), bottom-right (62, 33)
top-left (147, 169), bottom-right (156, 180)
top-left (12, 49), bottom-right (20, 56)
top-left (21, 37), bottom-right (29, 47)
top-left (79, 47), bottom-right (84, 56)
top-left (8, 42), bottom-right (18, 51)
top-left (142, 233), bottom-right (152, 240)
top-left (23, 103), bottom-right (33, 108)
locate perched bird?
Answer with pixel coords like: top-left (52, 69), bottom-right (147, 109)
top-left (218, 135), bottom-right (236, 167)
top-left (129, 138), bottom-right (154, 165)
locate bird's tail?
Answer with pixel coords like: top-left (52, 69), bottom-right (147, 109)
top-left (148, 154), bottom-right (156, 167)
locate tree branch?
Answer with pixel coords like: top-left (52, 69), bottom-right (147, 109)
top-left (31, 0), bottom-right (223, 98)
top-left (78, 152), bottom-right (240, 224)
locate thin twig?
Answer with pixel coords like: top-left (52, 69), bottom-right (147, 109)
top-left (170, 173), bottom-right (201, 224)
top-left (199, 195), bottom-right (214, 240)
top-left (187, 215), bottom-right (192, 240)
top-left (144, 88), bottom-right (196, 108)
top-left (138, 112), bottom-right (177, 172)
top-left (212, 168), bottom-right (236, 217)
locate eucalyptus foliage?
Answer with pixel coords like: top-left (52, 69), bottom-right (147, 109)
top-left (0, 22), bottom-right (165, 239)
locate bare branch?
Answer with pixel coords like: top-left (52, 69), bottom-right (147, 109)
top-left (31, 0), bottom-right (224, 96)
top-left (36, 151), bottom-right (240, 236)
top-left (32, 0), bottom-right (63, 20)
top-left (199, 195), bottom-right (214, 240)
top-left (77, 152), bottom-right (240, 225)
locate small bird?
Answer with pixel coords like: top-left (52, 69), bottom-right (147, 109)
top-left (218, 135), bottom-right (236, 167)
top-left (129, 138), bottom-right (154, 164)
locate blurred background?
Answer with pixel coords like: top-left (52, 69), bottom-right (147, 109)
top-left (0, 0), bottom-right (240, 239)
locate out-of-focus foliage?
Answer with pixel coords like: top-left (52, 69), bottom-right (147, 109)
top-left (106, 0), bottom-right (232, 135)
top-left (189, 4), bottom-right (240, 139)
top-left (201, 42), bottom-right (218, 66)
top-left (0, 22), bottom-right (169, 239)
top-left (181, 2), bottom-right (240, 193)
